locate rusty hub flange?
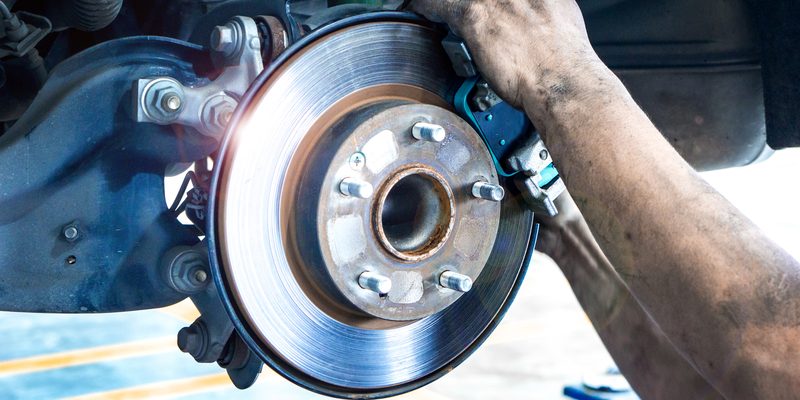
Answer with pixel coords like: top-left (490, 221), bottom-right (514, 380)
top-left (286, 102), bottom-right (501, 321)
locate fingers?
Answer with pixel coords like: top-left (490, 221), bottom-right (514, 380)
top-left (406, 0), bottom-right (467, 25)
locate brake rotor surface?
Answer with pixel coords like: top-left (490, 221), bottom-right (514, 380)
top-left (210, 14), bottom-right (535, 397)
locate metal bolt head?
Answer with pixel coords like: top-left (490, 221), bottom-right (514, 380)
top-left (217, 109), bottom-right (233, 126)
top-left (165, 248), bottom-right (210, 295)
top-left (412, 122), bottom-right (446, 143)
top-left (63, 225), bottom-right (79, 241)
top-left (201, 94), bottom-right (238, 135)
top-left (472, 181), bottom-right (505, 202)
top-left (439, 271), bottom-right (473, 293)
top-left (141, 78), bottom-right (185, 123)
top-left (539, 149), bottom-right (549, 160)
top-left (210, 25), bottom-right (236, 54)
top-left (358, 271), bottom-right (392, 295)
top-left (339, 177), bottom-right (374, 199)
top-left (162, 93), bottom-right (182, 112)
top-left (194, 269), bottom-right (208, 283)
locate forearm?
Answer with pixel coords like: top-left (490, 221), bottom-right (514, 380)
top-left (548, 210), bottom-right (723, 400)
top-left (408, 1), bottom-right (800, 396)
top-left (526, 63), bottom-right (800, 397)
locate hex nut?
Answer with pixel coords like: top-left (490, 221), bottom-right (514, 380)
top-left (164, 247), bottom-right (210, 295)
top-left (142, 78), bottom-right (185, 123)
top-left (201, 94), bottom-right (238, 134)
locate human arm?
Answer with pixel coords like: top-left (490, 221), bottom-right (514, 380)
top-left (409, 1), bottom-right (800, 398)
top-left (537, 193), bottom-right (723, 399)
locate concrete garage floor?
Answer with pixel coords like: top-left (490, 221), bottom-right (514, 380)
top-left (0, 149), bottom-right (797, 399)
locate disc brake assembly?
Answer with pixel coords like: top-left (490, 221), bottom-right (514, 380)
top-left (140, 10), bottom-right (560, 399)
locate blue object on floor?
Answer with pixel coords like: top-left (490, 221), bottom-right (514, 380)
top-left (563, 385), bottom-right (640, 400)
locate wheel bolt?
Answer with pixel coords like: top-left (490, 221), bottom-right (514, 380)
top-left (472, 181), bottom-right (505, 202)
top-left (358, 271), bottom-right (392, 295)
top-left (439, 271), bottom-right (473, 293)
top-left (339, 177), bottom-right (374, 199)
top-left (412, 122), bottom-right (446, 143)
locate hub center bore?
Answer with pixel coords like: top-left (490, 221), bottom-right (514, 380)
top-left (374, 165), bottom-right (455, 262)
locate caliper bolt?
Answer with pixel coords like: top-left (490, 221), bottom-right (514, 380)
top-left (358, 271), bottom-right (392, 295)
top-left (471, 181), bottom-right (505, 202)
top-left (439, 271), bottom-right (473, 293)
top-left (339, 177), bottom-right (374, 199)
top-left (412, 122), bottom-right (446, 143)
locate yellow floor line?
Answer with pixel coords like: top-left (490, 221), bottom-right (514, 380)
top-left (62, 373), bottom-right (232, 400)
top-left (0, 337), bottom-right (176, 377)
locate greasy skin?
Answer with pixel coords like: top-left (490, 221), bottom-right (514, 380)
top-left (410, 1), bottom-right (800, 399)
top-left (537, 194), bottom-right (724, 399)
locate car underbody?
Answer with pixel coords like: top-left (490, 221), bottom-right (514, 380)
top-left (0, 0), bottom-right (796, 397)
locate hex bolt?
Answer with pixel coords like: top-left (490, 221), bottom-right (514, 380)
top-left (358, 271), bottom-right (392, 295)
top-left (201, 94), bottom-right (238, 135)
top-left (339, 177), bottom-right (374, 199)
top-left (412, 122), bottom-right (446, 143)
top-left (439, 271), bottom-right (473, 293)
top-left (164, 247), bottom-right (210, 295)
top-left (177, 320), bottom-right (209, 362)
top-left (140, 78), bottom-right (185, 123)
top-left (472, 181), bottom-right (505, 202)
top-left (161, 93), bottom-right (183, 113)
top-left (194, 269), bottom-right (208, 283)
top-left (62, 225), bottom-right (79, 241)
top-left (210, 24), bottom-right (236, 55)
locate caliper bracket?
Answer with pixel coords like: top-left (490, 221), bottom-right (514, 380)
top-left (446, 35), bottom-right (566, 216)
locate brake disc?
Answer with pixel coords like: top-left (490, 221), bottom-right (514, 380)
top-left (209, 13), bottom-right (535, 398)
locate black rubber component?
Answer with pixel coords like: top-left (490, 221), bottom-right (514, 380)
top-left (751, 0), bottom-right (800, 149)
top-left (45, 0), bottom-right (123, 32)
top-left (0, 50), bottom-right (47, 122)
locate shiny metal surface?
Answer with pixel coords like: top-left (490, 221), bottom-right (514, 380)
top-left (214, 20), bottom-right (534, 393)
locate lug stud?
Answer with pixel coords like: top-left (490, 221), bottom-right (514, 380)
top-left (472, 181), bottom-right (505, 202)
top-left (339, 177), bottom-right (374, 199)
top-left (358, 271), bottom-right (392, 295)
top-left (412, 122), bottom-right (446, 143)
top-left (439, 271), bottom-right (473, 293)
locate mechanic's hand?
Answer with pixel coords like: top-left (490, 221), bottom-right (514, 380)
top-left (407, 0), bottom-right (598, 110)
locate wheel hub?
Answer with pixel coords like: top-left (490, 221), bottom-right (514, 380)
top-left (286, 102), bottom-right (501, 322)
